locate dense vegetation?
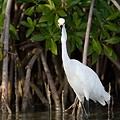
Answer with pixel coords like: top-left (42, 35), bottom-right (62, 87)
top-left (0, 0), bottom-right (120, 114)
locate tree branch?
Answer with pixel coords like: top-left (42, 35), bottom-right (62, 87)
top-left (30, 82), bottom-right (48, 105)
top-left (106, 55), bottom-right (120, 71)
top-left (40, 49), bottom-right (60, 110)
top-left (22, 48), bottom-right (41, 111)
top-left (82, 0), bottom-right (95, 65)
top-left (111, 0), bottom-right (120, 11)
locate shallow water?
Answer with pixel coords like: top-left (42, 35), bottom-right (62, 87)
top-left (0, 101), bottom-right (120, 120)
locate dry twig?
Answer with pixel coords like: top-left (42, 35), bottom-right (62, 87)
top-left (62, 90), bottom-right (65, 112)
top-left (30, 82), bottom-right (48, 105)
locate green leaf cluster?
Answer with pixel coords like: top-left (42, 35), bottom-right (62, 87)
top-left (88, 0), bottom-right (120, 64)
top-left (20, 0), bottom-right (67, 55)
top-left (17, 0), bottom-right (119, 63)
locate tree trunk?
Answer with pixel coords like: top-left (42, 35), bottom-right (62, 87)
top-left (1, 0), bottom-right (13, 113)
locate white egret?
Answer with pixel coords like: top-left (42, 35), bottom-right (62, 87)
top-left (58, 18), bottom-right (110, 115)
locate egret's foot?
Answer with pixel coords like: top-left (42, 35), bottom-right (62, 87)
top-left (83, 113), bottom-right (89, 120)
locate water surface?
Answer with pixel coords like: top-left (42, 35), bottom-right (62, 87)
top-left (0, 101), bottom-right (120, 120)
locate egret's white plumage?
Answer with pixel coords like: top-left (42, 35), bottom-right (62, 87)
top-left (58, 18), bottom-right (110, 106)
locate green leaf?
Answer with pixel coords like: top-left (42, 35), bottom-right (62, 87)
top-left (101, 27), bottom-right (110, 39)
top-left (20, 21), bottom-right (30, 27)
top-left (10, 24), bottom-right (19, 40)
top-left (26, 27), bottom-right (34, 38)
top-left (2, 0), bottom-right (7, 14)
top-left (87, 45), bottom-right (94, 56)
top-left (92, 39), bottom-right (102, 55)
top-left (33, 19), bottom-right (37, 26)
top-left (45, 0), bottom-right (55, 10)
top-left (48, 0), bottom-right (55, 10)
top-left (46, 38), bottom-right (57, 55)
top-left (79, 22), bottom-right (87, 29)
top-left (73, 12), bottom-right (78, 23)
top-left (57, 9), bottom-right (67, 16)
top-left (99, 0), bottom-right (112, 15)
top-left (92, 52), bottom-right (99, 65)
top-left (69, 36), bottom-right (76, 52)
top-left (0, 48), bottom-right (3, 61)
top-left (51, 27), bottom-right (60, 41)
top-left (55, 14), bottom-right (59, 27)
top-left (36, 23), bottom-right (47, 28)
top-left (47, 14), bottom-right (55, 25)
top-left (31, 34), bottom-right (45, 41)
top-left (76, 31), bottom-right (85, 37)
top-left (0, 14), bottom-right (4, 33)
top-left (39, 11), bottom-right (54, 24)
top-left (75, 36), bottom-right (82, 51)
top-left (39, 15), bottom-right (48, 23)
top-left (73, 32), bottom-right (83, 51)
top-left (73, 12), bottom-right (80, 28)
top-left (116, 27), bottom-right (120, 33)
top-left (53, 0), bottom-right (61, 6)
top-left (105, 36), bottom-right (120, 44)
top-left (105, 22), bottom-right (117, 31)
top-left (25, 6), bottom-right (35, 16)
top-left (103, 44), bottom-right (117, 60)
top-left (37, 4), bottom-right (45, 12)
top-left (76, 20), bottom-right (81, 28)
top-left (106, 12), bottom-right (120, 21)
top-left (50, 39), bottom-right (57, 55)
top-left (0, 43), bottom-right (2, 48)
top-left (103, 44), bottom-right (112, 56)
top-left (70, 0), bottom-right (80, 6)
top-left (111, 50), bottom-right (117, 60)
top-left (27, 17), bottom-right (33, 26)
top-left (45, 39), bottom-right (51, 51)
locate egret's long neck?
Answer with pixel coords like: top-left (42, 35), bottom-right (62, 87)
top-left (61, 25), bottom-right (70, 63)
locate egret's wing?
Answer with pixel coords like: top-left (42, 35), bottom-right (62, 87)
top-left (83, 66), bottom-right (110, 105)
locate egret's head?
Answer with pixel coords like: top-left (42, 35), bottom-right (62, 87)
top-left (58, 18), bottom-right (65, 29)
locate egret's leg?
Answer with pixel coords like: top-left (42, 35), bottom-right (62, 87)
top-left (108, 95), bottom-right (114, 119)
top-left (80, 102), bottom-right (88, 119)
top-left (84, 99), bottom-right (90, 115)
top-left (76, 95), bottom-right (89, 119)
